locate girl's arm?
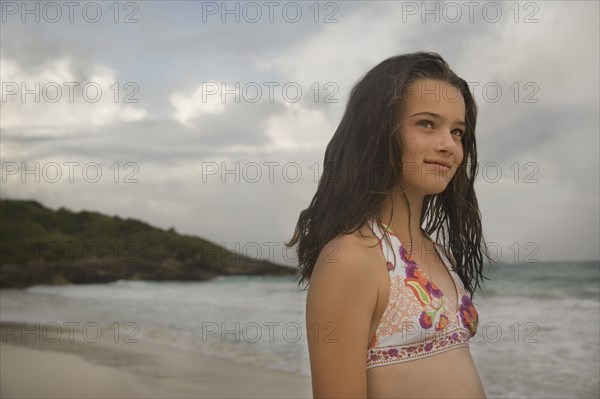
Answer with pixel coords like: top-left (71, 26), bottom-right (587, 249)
top-left (306, 235), bottom-right (379, 398)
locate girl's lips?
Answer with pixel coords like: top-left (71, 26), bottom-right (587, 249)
top-left (424, 160), bottom-right (451, 168)
top-left (425, 163), bottom-right (449, 172)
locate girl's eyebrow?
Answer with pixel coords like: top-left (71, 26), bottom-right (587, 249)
top-left (410, 111), bottom-right (466, 127)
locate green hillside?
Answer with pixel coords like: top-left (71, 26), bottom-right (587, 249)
top-left (0, 199), bottom-right (295, 288)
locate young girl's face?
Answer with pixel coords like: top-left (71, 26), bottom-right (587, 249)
top-left (397, 78), bottom-right (466, 195)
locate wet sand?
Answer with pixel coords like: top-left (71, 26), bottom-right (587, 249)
top-left (0, 321), bottom-right (312, 398)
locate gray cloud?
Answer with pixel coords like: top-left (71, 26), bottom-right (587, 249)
top-left (2, 0), bottom-right (598, 262)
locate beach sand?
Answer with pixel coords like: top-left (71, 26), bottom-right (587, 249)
top-left (0, 322), bottom-right (312, 398)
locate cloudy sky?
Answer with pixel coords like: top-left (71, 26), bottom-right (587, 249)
top-left (1, 0), bottom-right (598, 266)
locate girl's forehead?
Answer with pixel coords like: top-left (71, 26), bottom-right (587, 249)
top-left (405, 80), bottom-right (462, 99)
top-left (401, 80), bottom-right (465, 112)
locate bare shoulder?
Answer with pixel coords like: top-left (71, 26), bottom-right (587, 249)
top-left (314, 223), bottom-right (382, 271)
top-left (307, 222), bottom-right (385, 314)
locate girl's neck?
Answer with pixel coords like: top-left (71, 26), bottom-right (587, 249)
top-left (378, 190), bottom-right (426, 241)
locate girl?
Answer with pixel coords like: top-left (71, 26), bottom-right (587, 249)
top-left (286, 52), bottom-right (492, 398)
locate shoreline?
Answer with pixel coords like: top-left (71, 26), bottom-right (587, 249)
top-left (0, 321), bottom-right (312, 398)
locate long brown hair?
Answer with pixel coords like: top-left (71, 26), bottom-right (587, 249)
top-left (285, 52), bottom-right (492, 298)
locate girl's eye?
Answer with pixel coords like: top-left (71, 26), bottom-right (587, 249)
top-left (418, 120), bottom-right (465, 138)
top-left (417, 120), bottom-right (433, 129)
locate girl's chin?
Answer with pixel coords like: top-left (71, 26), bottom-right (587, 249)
top-left (404, 184), bottom-right (450, 196)
top-left (401, 178), bottom-right (453, 195)
top-left (425, 188), bottom-right (450, 195)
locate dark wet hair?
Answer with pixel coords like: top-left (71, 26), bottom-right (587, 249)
top-left (285, 51), bottom-right (492, 298)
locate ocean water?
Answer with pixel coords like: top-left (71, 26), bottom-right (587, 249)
top-left (1, 260), bottom-right (598, 398)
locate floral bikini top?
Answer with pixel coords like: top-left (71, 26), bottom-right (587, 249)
top-left (366, 218), bottom-right (479, 369)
